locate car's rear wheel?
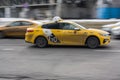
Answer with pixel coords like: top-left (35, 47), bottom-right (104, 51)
top-left (86, 37), bottom-right (99, 48)
top-left (35, 36), bottom-right (48, 48)
top-left (0, 32), bottom-right (4, 39)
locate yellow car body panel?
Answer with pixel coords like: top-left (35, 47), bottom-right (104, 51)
top-left (25, 20), bottom-right (110, 48)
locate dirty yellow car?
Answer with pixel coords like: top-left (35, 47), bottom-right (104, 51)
top-left (0, 19), bottom-right (40, 38)
top-left (25, 18), bottom-right (110, 48)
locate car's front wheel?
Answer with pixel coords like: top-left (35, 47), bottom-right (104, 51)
top-left (86, 37), bottom-right (99, 48)
top-left (35, 36), bottom-right (48, 48)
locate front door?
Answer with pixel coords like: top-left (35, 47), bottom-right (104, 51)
top-left (60, 23), bottom-right (84, 45)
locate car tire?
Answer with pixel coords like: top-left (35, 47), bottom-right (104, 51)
top-left (35, 36), bottom-right (48, 48)
top-left (0, 32), bottom-right (4, 39)
top-left (86, 37), bottom-right (99, 48)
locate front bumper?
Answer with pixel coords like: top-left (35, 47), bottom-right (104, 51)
top-left (112, 35), bottom-right (120, 39)
top-left (100, 36), bottom-right (111, 46)
top-left (111, 31), bottom-right (120, 38)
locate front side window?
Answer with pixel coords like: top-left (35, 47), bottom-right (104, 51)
top-left (42, 23), bottom-right (60, 29)
top-left (60, 23), bottom-right (76, 30)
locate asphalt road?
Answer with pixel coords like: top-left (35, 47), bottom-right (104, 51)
top-left (0, 38), bottom-right (120, 80)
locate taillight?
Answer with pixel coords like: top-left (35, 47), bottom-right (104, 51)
top-left (27, 28), bottom-right (34, 32)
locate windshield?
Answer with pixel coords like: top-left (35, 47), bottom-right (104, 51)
top-left (71, 22), bottom-right (86, 29)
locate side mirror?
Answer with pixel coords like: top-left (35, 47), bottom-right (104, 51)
top-left (74, 28), bottom-right (80, 31)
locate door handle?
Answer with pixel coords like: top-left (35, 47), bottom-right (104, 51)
top-left (57, 31), bottom-right (60, 32)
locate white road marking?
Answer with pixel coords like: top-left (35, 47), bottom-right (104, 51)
top-left (2, 48), bottom-right (15, 51)
top-left (95, 50), bottom-right (120, 53)
top-left (0, 44), bottom-right (25, 46)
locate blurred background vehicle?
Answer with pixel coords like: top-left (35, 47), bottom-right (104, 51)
top-left (111, 26), bottom-right (120, 38)
top-left (101, 22), bottom-right (120, 33)
top-left (0, 19), bottom-right (41, 38)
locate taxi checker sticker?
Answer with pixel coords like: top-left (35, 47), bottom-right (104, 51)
top-left (43, 29), bottom-right (60, 43)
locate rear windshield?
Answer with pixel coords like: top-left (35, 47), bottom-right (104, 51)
top-left (0, 21), bottom-right (12, 26)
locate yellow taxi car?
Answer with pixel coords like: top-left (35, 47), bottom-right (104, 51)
top-left (25, 17), bottom-right (110, 48)
top-left (0, 19), bottom-right (40, 38)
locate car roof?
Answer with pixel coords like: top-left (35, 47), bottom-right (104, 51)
top-left (7, 19), bottom-right (42, 25)
top-left (41, 20), bottom-right (74, 25)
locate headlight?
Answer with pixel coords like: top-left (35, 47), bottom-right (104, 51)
top-left (99, 33), bottom-right (110, 36)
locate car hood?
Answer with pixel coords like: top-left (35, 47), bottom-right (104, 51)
top-left (102, 23), bottom-right (120, 28)
top-left (87, 28), bottom-right (109, 34)
top-left (112, 26), bottom-right (120, 30)
top-left (102, 24), bottom-right (115, 28)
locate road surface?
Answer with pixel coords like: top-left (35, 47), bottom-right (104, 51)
top-left (0, 38), bottom-right (120, 80)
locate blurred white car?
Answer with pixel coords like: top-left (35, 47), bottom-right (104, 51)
top-left (111, 26), bottom-right (120, 38)
top-left (101, 22), bottom-right (120, 33)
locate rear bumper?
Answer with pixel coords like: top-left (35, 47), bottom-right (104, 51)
top-left (25, 33), bottom-right (34, 44)
top-left (25, 40), bottom-right (32, 43)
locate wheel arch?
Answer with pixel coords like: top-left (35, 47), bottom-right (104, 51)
top-left (0, 30), bottom-right (5, 38)
top-left (34, 35), bottom-right (48, 44)
top-left (85, 35), bottom-right (100, 45)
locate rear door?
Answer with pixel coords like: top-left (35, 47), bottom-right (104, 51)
top-left (42, 23), bottom-right (63, 44)
top-left (19, 21), bottom-right (34, 36)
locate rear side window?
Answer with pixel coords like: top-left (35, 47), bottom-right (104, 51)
top-left (9, 21), bottom-right (22, 26)
top-left (21, 21), bottom-right (33, 26)
top-left (42, 23), bottom-right (60, 29)
top-left (60, 23), bottom-right (76, 30)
